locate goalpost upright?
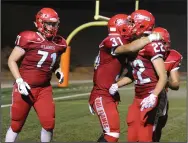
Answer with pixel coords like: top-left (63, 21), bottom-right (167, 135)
top-left (135, 0), bottom-right (139, 10)
top-left (59, 0), bottom-right (109, 87)
top-left (59, 0), bottom-right (139, 87)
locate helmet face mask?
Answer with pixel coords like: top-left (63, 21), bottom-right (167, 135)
top-left (35, 8), bottom-right (60, 38)
top-left (43, 21), bottom-right (59, 37)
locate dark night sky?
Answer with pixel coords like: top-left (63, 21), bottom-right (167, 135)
top-left (1, 0), bottom-right (187, 71)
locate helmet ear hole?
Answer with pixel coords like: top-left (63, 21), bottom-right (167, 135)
top-left (122, 29), bottom-right (126, 32)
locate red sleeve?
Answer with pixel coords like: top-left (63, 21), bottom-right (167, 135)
top-left (144, 41), bottom-right (166, 61)
top-left (15, 31), bottom-right (37, 50)
top-left (165, 50), bottom-right (183, 72)
top-left (53, 35), bottom-right (67, 53)
top-left (171, 57), bottom-right (182, 71)
top-left (99, 35), bottom-right (127, 56)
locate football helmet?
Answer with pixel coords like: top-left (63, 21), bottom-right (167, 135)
top-left (153, 27), bottom-right (171, 51)
top-left (130, 9), bottom-right (155, 36)
top-left (35, 8), bottom-right (60, 38)
top-left (108, 14), bottom-right (133, 40)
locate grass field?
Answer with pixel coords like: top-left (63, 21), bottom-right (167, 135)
top-left (1, 82), bottom-right (187, 142)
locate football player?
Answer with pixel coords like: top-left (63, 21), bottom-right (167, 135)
top-left (5, 8), bottom-right (67, 142)
top-left (152, 27), bottom-right (183, 142)
top-left (88, 13), bottom-right (162, 142)
top-left (109, 10), bottom-right (168, 142)
top-left (109, 26), bottom-right (183, 142)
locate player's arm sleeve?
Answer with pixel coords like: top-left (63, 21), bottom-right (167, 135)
top-left (52, 37), bottom-right (67, 72)
top-left (14, 32), bottom-right (30, 51)
top-left (54, 35), bottom-right (67, 54)
top-left (52, 52), bottom-right (65, 72)
top-left (116, 63), bottom-right (133, 87)
top-left (171, 56), bottom-right (183, 71)
top-left (52, 55), bottom-right (61, 72)
top-left (123, 63), bottom-right (134, 80)
top-left (144, 42), bottom-right (165, 62)
top-left (166, 55), bottom-right (183, 90)
top-left (60, 39), bottom-right (67, 54)
top-left (102, 37), bottom-right (125, 56)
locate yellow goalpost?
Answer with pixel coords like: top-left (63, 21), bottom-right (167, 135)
top-left (59, 0), bottom-right (139, 87)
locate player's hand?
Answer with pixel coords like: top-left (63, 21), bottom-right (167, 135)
top-left (109, 83), bottom-right (118, 96)
top-left (55, 68), bottom-right (64, 84)
top-left (148, 32), bottom-right (162, 42)
top-left (140, 93), bottom-right (158, 111)
top-left (16, 78), bottom-right (31, 96)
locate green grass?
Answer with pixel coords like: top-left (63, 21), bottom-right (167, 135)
top-left (1, 82), bottom-right (187, 142)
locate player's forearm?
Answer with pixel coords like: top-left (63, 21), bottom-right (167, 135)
top-left (114, 37), bottom-right (150, 54)
top-left (167, 70), bottom-right (180, 90)
top-left (8, 59), bottom-right (22, 80)
top-left (153, 74), bottom-right (167, 96)
top-left (117, 77), bottom-right (133, 88)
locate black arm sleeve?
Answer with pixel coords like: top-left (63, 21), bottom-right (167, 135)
top-left (124, 63), bottom-right (134, 80)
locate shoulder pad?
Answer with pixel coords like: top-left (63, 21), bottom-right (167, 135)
top-left (52, 35), bottom-right (67, 47)
top-left (15, 31), bottom-right (43, 47)
top-left (142, 41), bottom-right (166, 57)
top-left (99, 35), bottom-right (126, 49)
top-left (20, 31), bottom-right (44, 42)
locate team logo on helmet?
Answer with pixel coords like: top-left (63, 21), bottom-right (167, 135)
top-left (134, 14), bottom-right (151, 21)
top-left (116, 19), bottom-right (127, 26)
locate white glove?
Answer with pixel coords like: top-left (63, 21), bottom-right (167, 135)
top-left (16, 78), bottom-right (31, 96)
top-left (109, 83), bottom-right (118, 96)
top-left (55, 68), bottom-right (64, 84)
top-left (140, 93), bottom-right (158, 111)
top-left (148, 33), bottom-right (162, 42)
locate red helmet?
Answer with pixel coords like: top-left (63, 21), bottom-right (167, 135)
top-left (35, 8), bottom-right (60, 38)
top-left (130, 10), bottom-right (155, 36)
top-left (108, 14), bottom-right (132, 39)
top-left (153, 27), bottom-right (170, 44)
top-left (153, 27), bottom-right (171, 51)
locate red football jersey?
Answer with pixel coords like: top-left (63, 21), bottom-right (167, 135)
top-left (130, 41), bottom-right (167, 98)
top-left (15, 31), bottom-right (67, 87)
top-left (90, 34), bottom-right (128, 97)
top-left (165, 49), bottom-right (183, 75)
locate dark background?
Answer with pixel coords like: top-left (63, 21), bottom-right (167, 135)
top-left (2, 0), bottom-right (187, 72)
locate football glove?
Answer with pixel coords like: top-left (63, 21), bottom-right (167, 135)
top-left (16, 78), bottom-right (31, 96)
top-left (148, 33), bottom-right (162, 42)
top-left (140, 93), bottom-right (158, 111)
top-left (109, 83), bottom-right (118, 96)
top-left (55, 68), bottom-right (64, 84)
